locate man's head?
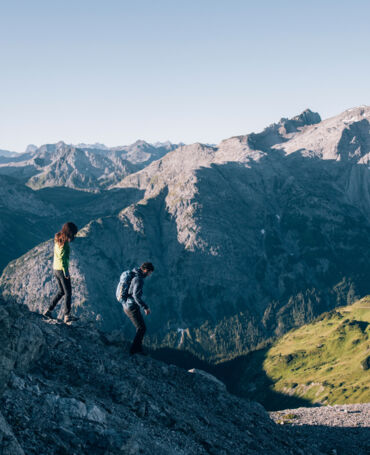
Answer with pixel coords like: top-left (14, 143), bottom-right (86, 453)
top-left (140, 262), bottom-right (154, 277)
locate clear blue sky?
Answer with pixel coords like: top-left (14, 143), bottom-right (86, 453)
top-left (0, 0), bottom-right (369, 152)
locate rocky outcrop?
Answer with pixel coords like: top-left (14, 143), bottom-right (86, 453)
top-left (0, 298), bottom-right (330, 455)
top-left (0, 301), bottom-right (44, 395)
top-left (246, 108), bottom-right (321, 150)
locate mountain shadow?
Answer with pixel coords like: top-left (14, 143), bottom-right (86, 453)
top-left (151, 346), bottom-right (311, 411)
top-left (189, 152), bottom-right (370, 345)
top-left (0, 185), bottom-right (144, 273)
top-left (36, 186), bottom-right (144, 218)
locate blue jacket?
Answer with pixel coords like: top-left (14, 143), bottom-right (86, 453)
top-left (125, 268), bottom-right (148, 310)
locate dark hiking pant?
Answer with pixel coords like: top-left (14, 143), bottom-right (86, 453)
top-left (48, 270), bottom-right (72, 315)
top-left (124, 304), bottom-right (146, 354)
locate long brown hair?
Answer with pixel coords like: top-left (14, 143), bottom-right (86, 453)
top-left (55, 222), bottom-right (78, 246)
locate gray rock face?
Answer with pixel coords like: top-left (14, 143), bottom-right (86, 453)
top-left (188, 369), bottom-right (227, 391)
top-left (0, 174), bottom-right (58, 215)
top-left (0, 411), bottom-right (25, 455)
top-left (0, 302), bottom-right (44, 395)
top-left (1, 107), bottom-right (369, 362)
top-left (0, 298), bottom-right (328, 455)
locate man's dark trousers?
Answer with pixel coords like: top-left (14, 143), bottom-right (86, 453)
top-left (124, 303), bottom-right (146, 354)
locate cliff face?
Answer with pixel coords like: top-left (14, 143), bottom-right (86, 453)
top-left (0, 298), bottom-right (321, 455)
top-left (1, 108), bottom-right (369, 361)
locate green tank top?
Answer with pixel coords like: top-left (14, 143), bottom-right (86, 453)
top-left (53, 241), bottom-right (70, 274)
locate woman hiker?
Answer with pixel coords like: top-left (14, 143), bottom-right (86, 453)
top-left (44, 222), bottom-right (79, 323)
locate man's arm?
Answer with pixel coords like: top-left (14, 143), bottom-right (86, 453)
top-left (131, 277), bottom-right (148, 310)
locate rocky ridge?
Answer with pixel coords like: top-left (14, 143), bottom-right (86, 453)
top-left (0, 298), bottom-right (331, 455)
top-left (1, 298), bottom-right (369, 454)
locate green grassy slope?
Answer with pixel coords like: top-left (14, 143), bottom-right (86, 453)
top-left (152, 297), bottom-right (370, 410)
top-left (263, 296), bottom-right (370, 405)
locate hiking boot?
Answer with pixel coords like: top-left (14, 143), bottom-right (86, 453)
top-left (43, 310), bottom-right (53, 319)
top-left (64, 315), bottom-right (79, 323)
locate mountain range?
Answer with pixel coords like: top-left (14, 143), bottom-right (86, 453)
top-left (0, 140), bottom-right (181, 191)
top-left (0, 140), bottom-right (178, 270)
top-left (1, 106), bottom-right (369, 362)
top-left (0, 149), bottom-right (19, 163)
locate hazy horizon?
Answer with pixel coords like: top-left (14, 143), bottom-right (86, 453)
top-left (1, 104), bottom-right (369, 154)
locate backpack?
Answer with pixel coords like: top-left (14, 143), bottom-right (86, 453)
top-left (116, 270), bottom-right (135, 303)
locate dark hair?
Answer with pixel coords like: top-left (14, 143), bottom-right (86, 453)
top-left (55, 222), bottom-right (78, 246)
top-left (141, 262), bottom-right (154, 272)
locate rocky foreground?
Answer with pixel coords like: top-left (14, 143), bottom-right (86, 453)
top-left (0, 299), bottom-right (369, 455)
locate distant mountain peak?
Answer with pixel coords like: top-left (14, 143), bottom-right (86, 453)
top-left (289, 108), bottom-right (321, 125)
top-left (278, 108), bottom-right (321, 129)
top-left (246, 109), bottom-right (321, 151)
top-left (25, 144), bottom-right (38, 154)
top-left (75, 142), bottom-right (109, 150)
top-left (153, 140), bottom-right (173, 147)
top-left (132, 139), bottom-right (149, 146)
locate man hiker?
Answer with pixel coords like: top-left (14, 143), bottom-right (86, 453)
top-left (123, 262), bottom-right (154, 355)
